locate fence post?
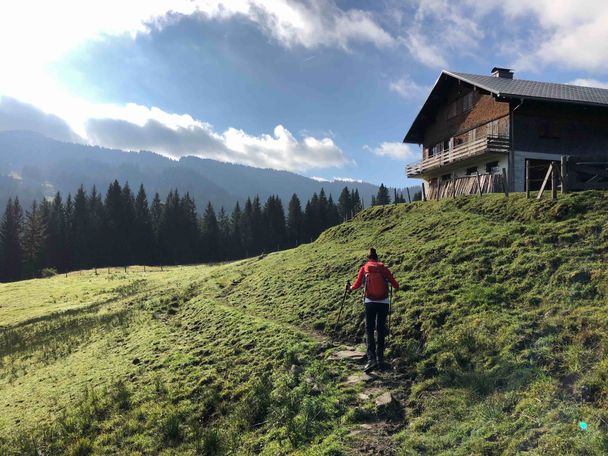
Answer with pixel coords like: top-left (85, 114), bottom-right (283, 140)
top-left (537, 162), bottom-right (553, 200)
top-left (560, 155), bottom-right (568, 194)
top-left (525, 159), bottom-right (530, 199)
top-left (502, 168), bottom-right (509, 197)
top-left (551, 161), bottom-right (558, 200)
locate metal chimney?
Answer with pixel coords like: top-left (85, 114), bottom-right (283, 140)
top-left (491, 67), bottom-right (514, 79)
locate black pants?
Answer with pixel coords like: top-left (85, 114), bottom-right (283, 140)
top-left (365, 301), bottom-right (389, 361)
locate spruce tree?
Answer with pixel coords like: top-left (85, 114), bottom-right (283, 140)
top-left (376, 183), bottom-right (391, 205)
top-left (241, 198), bottom-right (254, 257)
top-left (63, 194), bottom-right (74, 271)
top-left (72, 186), bottom-right (89, 269)
top-left (22, 200), bottom-right (46, 278)
top-left (318, 189), bottom-right (329, 232)
top-left (217, 206), bottom-right (230, 258)
top-left (150, 192), bottom-right (163, 265)
top-left (134, 184), bottom-right (154, 265)
top-left (263, 195), bottom-right (286, 251)
top-left (121, 182), bottom-right (136, 266)
top-left (351, 189), bottom-right (363, 215)
top-left (201, 202), bottom-right (219, 262)
top-left (338, 186), bottom-right (352, 221)
top-left (0, 198), bottom-right (24, 281)
top-left (327, 194), bottom-right (340, 228)
top-left (47, 193), bottom-right (64, 271)
top-left (286, 194), bottom-right (303, 247)
top-left (180, 193), bottom-right (198, 263)
top-left (88, 186), bottom-right (105, 269)
top-left (39, 198), bottom-right (53, 269)
top-left (104, 181), bottom-right (125, 266)
top-left (251, 196), bottom-right (264, 254)
top-left (230, 202), bottom-right (243, 259)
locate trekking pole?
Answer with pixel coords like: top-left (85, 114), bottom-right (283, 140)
top-left (333, 280), bottom-right (350, 334)
top-left (388, 286), bottom-right (393, 337)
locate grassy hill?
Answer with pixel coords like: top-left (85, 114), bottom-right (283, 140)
top-left (1, 192), bottom-right (608, 455)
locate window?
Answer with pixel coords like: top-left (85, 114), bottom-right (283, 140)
top-left (465, 166), bottom-right (478, 175)
top-left (429, 143), bottom-right (443, 157)
top-left (485, 161), bottom-right (499, 174)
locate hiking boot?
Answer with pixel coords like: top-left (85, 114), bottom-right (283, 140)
top-left (377, 359), bottom-right (390, 371)
top-left (363, 358), bottom-right (377, 372)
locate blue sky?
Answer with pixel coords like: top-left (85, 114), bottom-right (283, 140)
top-left (1, 1), bottom-right (608, 187)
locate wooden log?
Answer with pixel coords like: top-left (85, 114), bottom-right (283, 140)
top-left (537, 162), bottom-right (553, 200)
top-left (421, 182), bottom-right (427, 201)
top-left (406, 187), bottom-right (411, 203)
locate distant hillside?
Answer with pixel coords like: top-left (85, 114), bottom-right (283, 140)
top-left (0, 130), bottom-right (409, 211)
top-left (1, 192), bottom-right (607, 454)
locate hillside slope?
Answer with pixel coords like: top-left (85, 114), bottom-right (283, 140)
top-left (1, 192), bottom-right (608, 455)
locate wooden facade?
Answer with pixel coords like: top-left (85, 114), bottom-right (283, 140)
top-left (404, 69), bottom-right (608, 197)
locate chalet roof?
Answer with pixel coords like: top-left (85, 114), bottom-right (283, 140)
top-left (404, 70), bottom-right (608, 144)
top-left (447, 71), bottom-right (608, 107)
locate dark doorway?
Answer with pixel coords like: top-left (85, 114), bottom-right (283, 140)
top-left (526, 159), bottom-right (553, 191)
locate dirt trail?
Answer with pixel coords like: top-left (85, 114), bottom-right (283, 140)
top-left (326, 345), bottom-right (409, 455)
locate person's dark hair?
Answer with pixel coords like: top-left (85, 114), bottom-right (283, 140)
top-left (367, 248), bottom-right (378, 261)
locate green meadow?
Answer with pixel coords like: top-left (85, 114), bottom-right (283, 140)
top-left (2, 192), bottom-right (608, 455)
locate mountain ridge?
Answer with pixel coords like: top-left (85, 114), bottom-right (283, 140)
top-left (0, 130), bottom-right (409, 211)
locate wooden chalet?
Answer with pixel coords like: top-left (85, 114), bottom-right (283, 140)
top-left (404, 67), bottom-right (608, 199)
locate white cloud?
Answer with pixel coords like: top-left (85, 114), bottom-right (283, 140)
top-left (400, 0), bottom-right (608, 72)
top-left (570, 78), bottom-right (608, 89)
top-left (0, 96), bottom-right (350, 173)
top-left (194, 0), bottom-right (395, 51)
top-left (400, 1), bottom-right (483, 68)
top-left (389, 76), bottom-right (430, 100)
top-left (0, 0), bottom-right (392, 75)
top-left (0, 96), bottom-right (81, 143)
top-left (333, 177), bottom-right (363, 183)
top-left (365, 142), bottom-right (419, 161)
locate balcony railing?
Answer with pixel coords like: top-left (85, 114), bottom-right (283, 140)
top-left (406, 135), bottom-right (510, 178)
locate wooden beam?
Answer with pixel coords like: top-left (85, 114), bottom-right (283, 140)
top-left (406, 187), bottom-right (411, 203)
top-left (537, 162), bottom-right (553, 200)
top-left (475, 171), bottom-right (483, 196)
top-left (572, 164), bottom-right (608, 179)
top-left (502, 168), bottom-right (509, 197)
top-left (551, 161), bottom-right (558, 200)
top-left (560, 156), bottom-right (568, 194)
top-left (421, 182), bottom-right (427, 201)
top-left (525, 159), bottom-right (530, 199)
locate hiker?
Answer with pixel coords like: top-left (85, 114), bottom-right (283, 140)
top-left (349, 248), bottom-right (399, 372)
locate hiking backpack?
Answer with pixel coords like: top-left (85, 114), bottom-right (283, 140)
top-left (364, 264), bottom-right (389, 300)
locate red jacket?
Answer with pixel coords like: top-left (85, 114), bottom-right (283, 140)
top-left (351, 260), bottom-right (399, 298)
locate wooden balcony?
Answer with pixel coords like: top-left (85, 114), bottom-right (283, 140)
top-left (406, 135), bottom-right (510, 178)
